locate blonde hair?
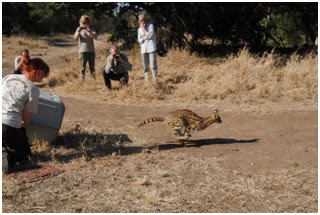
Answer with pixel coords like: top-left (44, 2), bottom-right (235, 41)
top-left (138, 13), bottom-right (147, 22)
top-left (79, 15), bottom-right (90, 25)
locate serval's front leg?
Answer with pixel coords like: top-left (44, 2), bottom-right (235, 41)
top-left (172, 126), bottom-right (191, 146)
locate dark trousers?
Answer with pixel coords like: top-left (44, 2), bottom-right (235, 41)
top-left (102, 69), bottom-right (129, 89)
top-left (2, 124), bottom-right (31, 166)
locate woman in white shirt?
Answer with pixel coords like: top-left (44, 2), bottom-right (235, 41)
top-left (3, 53), bottom-right (50, 171)
top-left (137, 13), bottom-right (158, 82)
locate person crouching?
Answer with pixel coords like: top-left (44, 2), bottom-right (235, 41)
top-left (102, 45), bottom-right (132, 90)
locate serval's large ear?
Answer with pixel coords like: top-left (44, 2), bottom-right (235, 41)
top-left (213, 109), bottom-right (219, 113)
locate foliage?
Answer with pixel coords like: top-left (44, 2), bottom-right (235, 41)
top-left (2, 2), bottom-right (317, 52)
top-left (3, 3), bottom-right (31, 34)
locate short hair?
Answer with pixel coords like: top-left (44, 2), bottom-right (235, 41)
top-left (22, 55), bottom-right (50, 78)
top-left (79, 15), bottom-right (90, 25)
top-left (138, 13), bottom-right (147, 21)
top-left (110, 45), bottom-right (120, 52)
top-left (22, 49), bottom-right (29, 55)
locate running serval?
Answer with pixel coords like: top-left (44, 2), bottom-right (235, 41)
top-left (138, 109), bottom-right (222, 146)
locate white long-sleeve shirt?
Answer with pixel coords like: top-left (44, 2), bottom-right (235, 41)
top-left (138, 23), bottom-right (157, 54)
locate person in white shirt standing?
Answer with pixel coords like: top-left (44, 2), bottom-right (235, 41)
top-left (137, 13), bottom-right (158, 82)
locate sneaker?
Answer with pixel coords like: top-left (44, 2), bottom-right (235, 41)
top-left (144, 73), bottom-right (149, 81)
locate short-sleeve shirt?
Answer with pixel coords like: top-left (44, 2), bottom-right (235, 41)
top-left (75, 27), bottom-right (96, 53)
top-left (2, 74), bottom-right (40, 128)
top-left (14, 55), bottom-right (22, 69)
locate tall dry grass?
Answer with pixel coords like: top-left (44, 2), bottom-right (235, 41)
top-left (2, 35), bottom-right (49, 74)
top-left (3, 34), bottom-right (317, 110)
top-left (43, 38), bottom-right (317, 111)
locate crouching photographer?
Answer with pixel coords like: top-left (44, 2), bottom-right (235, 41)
top-left (102, 45), bottom-right (132, 90)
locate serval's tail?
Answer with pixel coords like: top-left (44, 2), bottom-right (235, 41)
top-left (138, 117), bottom-right (165, 127)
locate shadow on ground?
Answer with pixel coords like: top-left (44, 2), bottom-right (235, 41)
top-left (45, 38), bottom-right (77, 47)
top-left (120, 137), bottom-right (260, 155)
top-left (33, 133), bottom-right (132, 163)
top-left (32, 131), bottom-right (259, 163)
top-left (156, 137), bottom-right (260, 151)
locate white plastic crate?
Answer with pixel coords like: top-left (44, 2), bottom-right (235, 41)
top-left (25, 91), bottom-right (65, 143)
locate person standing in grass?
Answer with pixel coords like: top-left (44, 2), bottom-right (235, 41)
top-left (2, 53), bottom-right (50, 172)
top-left (137, 13), bottom-right (158, 82)
top-left (13, 49), bottom-right (29, 74)
top-left (74, 15), bottom-right (97, 81)
top-left (102, 45), bottom-right (132, 91)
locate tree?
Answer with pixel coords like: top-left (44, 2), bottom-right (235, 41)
top-left (3, 2), bottom-right (31, 34)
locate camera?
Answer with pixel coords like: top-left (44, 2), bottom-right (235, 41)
top-left (114, 54), bottom-right (120, 60)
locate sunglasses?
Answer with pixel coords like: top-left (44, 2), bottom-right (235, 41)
top-left (140, 19), bottom-right (146, 22)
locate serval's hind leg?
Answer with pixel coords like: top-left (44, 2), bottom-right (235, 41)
top-left (172, 126), bottom-right (191, 147)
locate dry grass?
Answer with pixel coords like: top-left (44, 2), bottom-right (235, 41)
top-left (39, 35), bottom-right (317, 112)
top-left (2, 118), bottom-right (317, 212)
top-left (3, 34), bottom-right (317, 112)
top-left (3, 143), bottom-right (317, 212)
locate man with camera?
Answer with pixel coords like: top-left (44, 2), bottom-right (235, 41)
top-left (74, 15), bottom-right (97, 81)
top-left (102, 45), bottom-right (132, 90)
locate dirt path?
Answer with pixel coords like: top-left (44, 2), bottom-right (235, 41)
top-left (63, 96), bottom-right (318, 174)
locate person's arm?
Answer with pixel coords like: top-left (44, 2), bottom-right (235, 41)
top-left (138, 29), bottom-right (145, 44)
top-left (24, 86), bottom-right (40, 123)
top-left (14, 56), bottom-right (22, 70)
top-left (119, 54), bottom-right (132, 71)
top-left (22, 110), bottom-right (32, 125)
top-left (87, 27), bottom-right (97, 39)
top-left (74, 27), bottom-right (82, 40)
top-left (144, 23), bottom-right (155, 40)
top-left (105, 55), bottom-right (113, 74)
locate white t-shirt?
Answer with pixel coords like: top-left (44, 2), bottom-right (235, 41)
top-left (2, 74), bottom-right (40, 128)
top-left (14, 55), bottom-right (22, 69)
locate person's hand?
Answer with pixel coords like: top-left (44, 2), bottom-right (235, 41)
top-left (110, 55), bottom-right (115, 63)
top-left (117, 55), bottom-right (123, 63)
top-left (140, 22), bottom-right (146, 29)
top-left (78, 26), bottom-right (85, 32)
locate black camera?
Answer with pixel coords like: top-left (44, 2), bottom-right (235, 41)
top-left (114, 54), bottom-right (120, 60)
